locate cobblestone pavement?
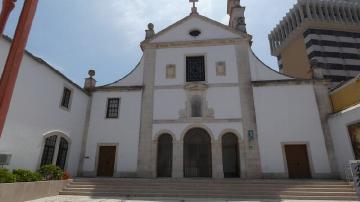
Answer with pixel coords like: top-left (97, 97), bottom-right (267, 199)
top-left (26, 196), bottom-right (358, 202)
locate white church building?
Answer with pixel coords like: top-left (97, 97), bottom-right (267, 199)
top-left (0, 0), bottom-right (358, 180)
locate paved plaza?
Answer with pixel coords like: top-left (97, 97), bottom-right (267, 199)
top-left (26, 196), bottom-right (358, 202)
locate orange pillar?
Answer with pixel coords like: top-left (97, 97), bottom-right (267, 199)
top-left (0, 0), bottom-right (16, 34)
top-left (0, 0), bottom-right (38, 137)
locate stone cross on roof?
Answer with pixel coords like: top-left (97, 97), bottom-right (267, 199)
top-left (189, 0), bottom-right (199, 14)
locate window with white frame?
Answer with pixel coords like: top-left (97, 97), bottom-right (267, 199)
top-left (40, 135), bottom-right (69, 170)
top-left (106, 98), bottom-right (120, 119)
top-left (60, 87), bottom-right (72, 110)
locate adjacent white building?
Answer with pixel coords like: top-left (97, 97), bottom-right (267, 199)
top-left (0, 0), bottom-right (358, 179)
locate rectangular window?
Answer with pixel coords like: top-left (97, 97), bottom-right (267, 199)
top-left (186, 56), bottom-right (205, 82)
top-left (61, 87), bottom-right (72, 109)
top-left (106, 98), bottom-right (120, 119)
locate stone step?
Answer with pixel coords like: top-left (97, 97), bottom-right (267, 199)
top-left (65, 184), bottom-right (355, 192)
top-left (59, 191), bottom-right (359, 201)
top-left (68, 182), bottom-right (353, 188)
top-left (62, 179), bottom-right (358, 201)
top-left (62, 188), bottom-right (357, 196)
top-left (72, 178), bottom-right (350, 185)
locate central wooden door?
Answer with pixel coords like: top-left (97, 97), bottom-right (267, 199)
top-left (97, 146), bottom-right (116, 177)
top-left (285, 145), bottom-right (311, 179)
top-left (184, 128), bottom-right (212, 178)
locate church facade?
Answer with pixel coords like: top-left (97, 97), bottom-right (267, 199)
top-left (0, 0), bottom-right (358, 180)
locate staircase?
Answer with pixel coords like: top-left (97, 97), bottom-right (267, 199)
top-left (60, 178), bottom-right (359, 201)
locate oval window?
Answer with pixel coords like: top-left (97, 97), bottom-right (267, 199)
top-left (189, 29), bottom-right (201, 37)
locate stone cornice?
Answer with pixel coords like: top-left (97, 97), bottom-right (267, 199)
top-left (252, 79), bottom-right (331, 87)
top-left (153, 118), bottom-right (242, 124)
top-left (154, 83), bottom-right (240, 90)
top-left (94, 85), bottom-right (143, 92)
top-left (141, 38), bottom-right (248, 50)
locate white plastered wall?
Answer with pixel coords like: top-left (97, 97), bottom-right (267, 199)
top-left (83, 90), bottom-right (142, 176)
top-left (0, 38), bottom-right (89, 176)
top-left (249, 51), bottom-right (291, 81)
top-left (328, 104), bottom-right (360, 179)
top-left (253, 84), bottom-right (332, 177)
top-left (151, 16), bottom-right (240, 43)
top-left (155, 45), bottom-right (239, 86)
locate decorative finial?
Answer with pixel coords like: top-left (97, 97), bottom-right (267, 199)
top-left (189, 0), bottom-right (199, 14)
top-left (148, 23), bottom-right (154, 31)
top-left (145, 23), bottom-right (155, 40)
top-left (88, 69), bottom-right (95, 78)
top-left (84, 69), bottom-right (96, 91)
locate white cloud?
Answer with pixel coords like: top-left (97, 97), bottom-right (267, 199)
top-left (88, 0), bottom-right (298, 70)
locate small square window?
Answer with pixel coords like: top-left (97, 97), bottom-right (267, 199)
top-left (106, 98), bottom-right (120, 119)
top-left (60, 87), bottom-right (72, 109)
top-left (166, 64), bottom-right (176, 79)
top-left (216, 62), bottom-right (226, 76)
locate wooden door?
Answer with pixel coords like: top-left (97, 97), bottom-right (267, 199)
top-left (285, 145), bottom-right (311, 179)
top-left (97, 146), bottom-right (116, 177)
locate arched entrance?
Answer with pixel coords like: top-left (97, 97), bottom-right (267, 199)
top-left (157, 134), bottom-right (173, 177)
top-left (184, 128), bottom-right (212, 178)
top-left (222, 133), bottom-right (240, 178)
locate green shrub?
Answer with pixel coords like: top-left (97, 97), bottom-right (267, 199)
top-left (0, 169), bottom-right (16, 183)
top-left (39, 165), bottom-right (63, 180)
top-left (12, 169), bottom-right (42, 182)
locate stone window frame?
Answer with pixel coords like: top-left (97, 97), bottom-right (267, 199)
top-left (38, 133), bottom-right (71, 170)
top-left (216, 61), bottom-right (227, 76)
top-left (59, 85), bottom-right (73, 112)
top-left (166, 64), bottom-right (176, 79)
top-left (105, 97), bottom-right (121, 119)
top-left (184, 53), bottom-right (208, 84)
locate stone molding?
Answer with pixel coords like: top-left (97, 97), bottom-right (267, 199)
top-left (94, 85), bottom-right (143, 92)
top-left (252, 79), bottom-right (330, 87)
top-left (141, 38), bottom-right (248, 50)
top-left (154, 83), bottom-right (239, 90)
top-left (153, 118), bottom-right (242, 124)
top-left (142, 14), bottom-right (249, 44)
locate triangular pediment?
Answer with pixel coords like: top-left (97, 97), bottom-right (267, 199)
top-left (149, 14), bottom-right (243, 43)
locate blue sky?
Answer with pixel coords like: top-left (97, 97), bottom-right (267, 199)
top-left (4, 0), bottom-right (297, 86)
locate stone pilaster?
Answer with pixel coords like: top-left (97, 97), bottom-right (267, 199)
top-left (235, 42), bottom-right (262, 178)
top-left (77, 95), bottom-right (93, 177)
top-left (137, 47), bottom-right (157, 178)
top-left (239, 140), bottom-right (247, 178)
top-left (313, 81), bottom-right (339, 178)
top-left (172, 140), bottom-right (183, 178)
top-left (212, 140), bottom-right (224, 178)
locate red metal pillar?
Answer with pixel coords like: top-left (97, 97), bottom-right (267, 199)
top-left (0, 0), bottom-right (38, 137)
top-left (0, 0), bottom-right (16, 34)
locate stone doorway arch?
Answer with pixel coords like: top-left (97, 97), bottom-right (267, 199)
top-left (183, 128), bottom-right (212, 178)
